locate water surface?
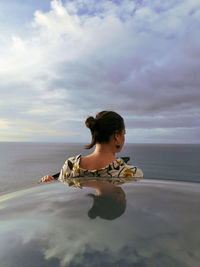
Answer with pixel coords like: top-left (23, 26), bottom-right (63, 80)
top-left (0, 142), bottom-right (199, 195)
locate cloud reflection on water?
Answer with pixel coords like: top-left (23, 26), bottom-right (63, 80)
top-left (0, 180), bottom-right (200, 266)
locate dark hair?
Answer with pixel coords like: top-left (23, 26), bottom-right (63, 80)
top-left (87, 193), bottom-right (126, 220)
top-left (85, 111), bottom-right (125, 149)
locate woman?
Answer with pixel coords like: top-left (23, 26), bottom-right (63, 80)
top-left (39, 110), bottom-right (143, 183)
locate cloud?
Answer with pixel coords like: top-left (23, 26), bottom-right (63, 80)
top-left (0, 119), bottom-right (11, 129)
top-left (0, 118), bottom-right (74, 142)
top-left (0, 0), bottom-right (200, 142)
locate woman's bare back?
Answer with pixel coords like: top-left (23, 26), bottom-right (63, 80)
top-left (79, 154), bottom-right (116, 170)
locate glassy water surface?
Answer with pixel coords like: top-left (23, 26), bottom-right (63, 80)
top-left (0, 181), bottom-right (199, 267)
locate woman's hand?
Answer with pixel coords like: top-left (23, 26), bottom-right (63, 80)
top-left (38, 175), bottom-right (55, 183)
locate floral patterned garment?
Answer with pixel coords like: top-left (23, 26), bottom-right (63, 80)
top-left (58, 154), bottom-right (143, 188)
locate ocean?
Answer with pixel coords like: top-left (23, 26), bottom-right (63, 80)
top-left (0, 142), bottom-right (199, 196)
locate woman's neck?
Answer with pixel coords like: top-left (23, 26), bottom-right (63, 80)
top-left (93, 143), bottom-right (116, 158)
top-left (80, 143), bottom-right (117, 170)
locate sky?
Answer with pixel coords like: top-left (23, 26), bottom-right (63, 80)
top-left (0, 0), bottom-right (200, 144)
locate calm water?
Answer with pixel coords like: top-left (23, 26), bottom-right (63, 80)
top-left (0, 142), bottom-right (199, 195)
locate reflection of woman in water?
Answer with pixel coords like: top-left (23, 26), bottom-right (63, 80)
top-left (82, 180), bottom-right (126, 220)
top-left (39, 110), bottom-right (143, 183)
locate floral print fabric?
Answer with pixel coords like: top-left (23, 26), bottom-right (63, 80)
top-left (58, 154), bottom-right (143, 188)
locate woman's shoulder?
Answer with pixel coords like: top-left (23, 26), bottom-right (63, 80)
top-left (115, 158), bottom-right (144, 178)
top-left (64, 154), bottom-right (81, 165)
top-left (58, 155), bottom-right (81, 181)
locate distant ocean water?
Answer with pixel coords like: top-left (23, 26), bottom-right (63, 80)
top-left (0, 142), bottom-right (200, 196)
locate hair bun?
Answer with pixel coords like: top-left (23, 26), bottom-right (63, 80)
top-left (85, 116), bottom-right (97, 131)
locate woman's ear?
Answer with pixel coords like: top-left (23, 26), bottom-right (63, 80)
top-left (113, 132), bottom-right (120, 142)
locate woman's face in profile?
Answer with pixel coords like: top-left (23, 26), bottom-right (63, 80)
top-left (119, 128), bottom-right (126, 149)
